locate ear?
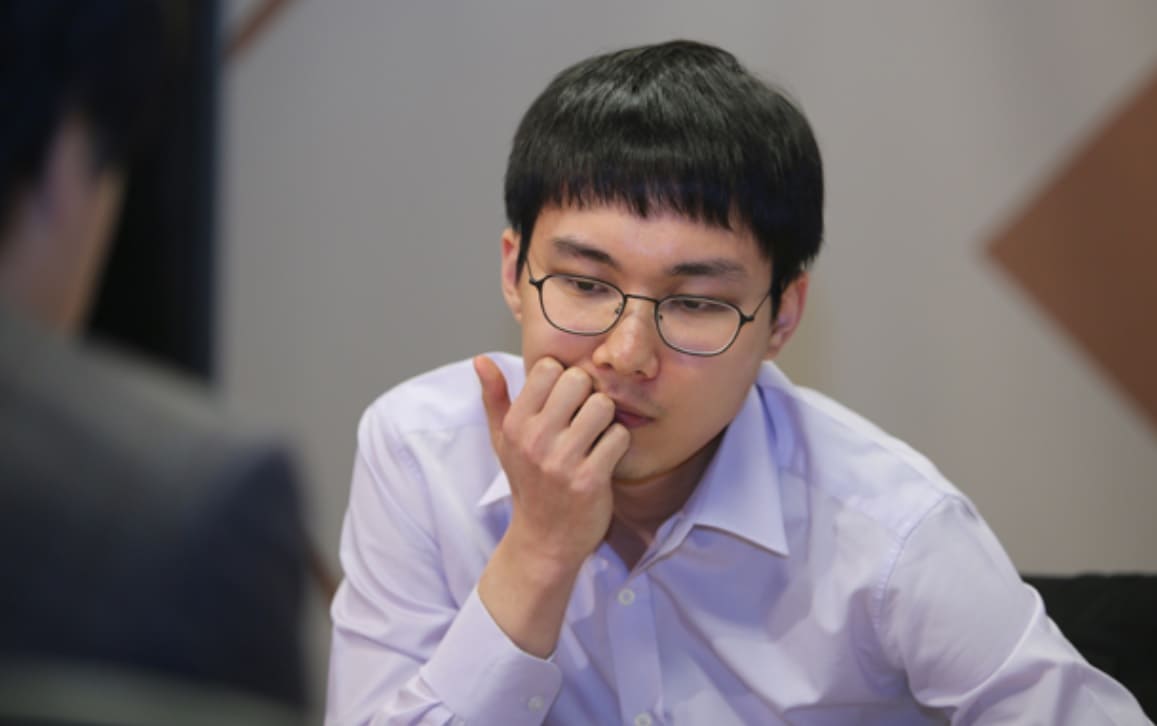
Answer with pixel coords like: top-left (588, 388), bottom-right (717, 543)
top-left (26, 116), bottom-right (88, 234)
top-left (500, 227), bottom-right (523, 323)
top-left (765, 272), bottom-right (809, 359)
top-left (0, 115), bottom-right (124, 333)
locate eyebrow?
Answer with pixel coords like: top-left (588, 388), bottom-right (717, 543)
top-left (552, 236), bottom-right (619, 269)
top-left (550, 235), bottom-right (747, 281)
top-left (666, 259), bottom-right (747, 281)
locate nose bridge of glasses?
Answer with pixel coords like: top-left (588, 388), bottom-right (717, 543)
top-left (616, 291), bottom-right (663, 316)
top-left (602, 293), bottom-right (665, 366)
top-left (605, 293), bottom-right (663, 346)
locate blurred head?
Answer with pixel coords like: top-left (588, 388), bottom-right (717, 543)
top-left (0, 0), bottom-right (164, 332)
top-left (503, 39), bottom-right (824, 316)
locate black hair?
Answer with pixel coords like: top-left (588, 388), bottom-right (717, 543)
top-left (0, 0), bottom-right (166, 232)
top-left (504, 39), bottom-right (824, 314)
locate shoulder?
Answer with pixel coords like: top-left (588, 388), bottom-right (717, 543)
top-left (0, 312), bottom-right (296, 507)
top-left (359, 352), bottom-right (524, 440)
top-left (344, 354), bottom-right (521, 566)
top-left (0, 314), bottom-right (305, 703)
top-left (756, 362), bottom-right (964, 538)
top-left (352, 353), bottom-right (522, 499)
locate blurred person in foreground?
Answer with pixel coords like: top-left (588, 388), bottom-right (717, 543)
top-left (0, 1), bottom-right (308, 721)
top-left (326, 40), bottom-right (1150, 724)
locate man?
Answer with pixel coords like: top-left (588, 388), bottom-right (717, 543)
top-left (327, 40), bottom-right (1148, 724)
top-left (0, 0), bottom-right (308, 718)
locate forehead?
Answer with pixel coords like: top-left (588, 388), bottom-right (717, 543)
top-left (530, 204), bottom-right (769, 278)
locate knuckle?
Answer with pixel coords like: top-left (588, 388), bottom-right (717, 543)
top-left (572, 461), bottom-right (607, 492)
top-left (520, 425), bottom-right (551, 460)
top-left (559, 367), bottom-right (591, 396)
top-left (563, 365), bottom-right (590, 384)
top-left (534, 357), bottom-right (564, 379)
top-left (606, 423), bottom-right (630, 449)
top-left (572, 459), bottom-right (594, 481)
top-left (500, 415), bottom-right (519, 442)
top-left (541, 455), bottom-right (568, 481)
top-left (586, 392), bottom-right (614, 418)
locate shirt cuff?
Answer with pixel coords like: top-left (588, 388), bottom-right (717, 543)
top-left (420, 587), bottom-right (563, 724)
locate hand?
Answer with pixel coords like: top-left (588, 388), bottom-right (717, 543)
top-left (474, 355), bottom-right (630, 569)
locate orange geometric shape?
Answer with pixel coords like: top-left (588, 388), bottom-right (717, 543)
top-left (989, 66), bottom-right (1157, 434)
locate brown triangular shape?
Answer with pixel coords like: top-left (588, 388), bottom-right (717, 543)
top-left (989, 67), bottom-right (1157, 433)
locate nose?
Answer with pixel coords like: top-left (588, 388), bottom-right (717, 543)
top-left (591, 297), bottom-right (660, 379)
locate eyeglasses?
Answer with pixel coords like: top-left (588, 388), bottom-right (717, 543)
top-left (525, 261), bottom-right (771, 356)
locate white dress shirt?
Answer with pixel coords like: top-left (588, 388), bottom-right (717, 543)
top-left (326, 353), bottom-right (1148, 725)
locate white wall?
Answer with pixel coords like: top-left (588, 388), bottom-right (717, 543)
top-left (219, 0), bottom-right (1157, 705)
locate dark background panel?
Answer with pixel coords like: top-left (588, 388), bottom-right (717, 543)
top-left (88, 0), bottom-right (220, 382)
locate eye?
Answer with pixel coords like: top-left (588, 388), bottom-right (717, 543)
top-left (665, 296), bottom-right (733, 316)
top-left (561, 276), bottom-right (615, 297)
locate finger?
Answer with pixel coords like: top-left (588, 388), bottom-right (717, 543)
top-left (508, 356), bottom-right (565, 421)
top-left (473, 355), bottom-right (511, 447)
top-left (587, 422), bottom-right (631, 475)
top-left (537, 366), bottom-right (594, 431)
top-left (561, 391), bottom-right (615, 455)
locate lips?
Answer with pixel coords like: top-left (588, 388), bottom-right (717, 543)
top-left (611, 403), bottom-right (653, 429)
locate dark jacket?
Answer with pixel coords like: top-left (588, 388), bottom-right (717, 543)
top-left (0, 308), bottom-right (308, 709)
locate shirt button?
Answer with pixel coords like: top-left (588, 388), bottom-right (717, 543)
top-left (634, 713), bottom-right (653, 726)
top-left (527, 695), bottom-right (545, 711)
top-left (617, 588), bottom-right (636, 605)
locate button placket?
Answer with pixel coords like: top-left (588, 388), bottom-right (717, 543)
top-left (605, 574), bottom-right (663, 726)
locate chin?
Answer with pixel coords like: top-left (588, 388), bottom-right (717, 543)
top-left (610, 450), bottom-right (669, 485)
top-left (610, 453), bottom-right (645, 481)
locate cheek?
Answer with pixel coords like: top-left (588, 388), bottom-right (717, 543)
top-left (663, 357), bottom-right (760, 428)
top-left (520, 314), bottom-right (593, 367)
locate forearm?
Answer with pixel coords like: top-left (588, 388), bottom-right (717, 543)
top-left (472, 356), bottom-right (624, 659)
top-left (329, 576), bottom-right (564, 726)
top-left (477, 523), bottom-right (585, 658)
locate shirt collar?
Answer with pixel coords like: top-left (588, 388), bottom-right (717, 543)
top-left (679, 378), bottom-right (790, 557)
top-left (477, 364), bottom-right (791, 557)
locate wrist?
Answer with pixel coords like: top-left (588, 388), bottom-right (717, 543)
top-left (502, 517), bottom-right (592, 582)
top-left (479, 530), bottom-right (584, 658)
top-left (497, 522), bottom-right (587, 587)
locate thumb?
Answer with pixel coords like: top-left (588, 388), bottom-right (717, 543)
top-left (473, 355), bottom-right (511, 446)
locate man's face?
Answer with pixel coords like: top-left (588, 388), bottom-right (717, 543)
top-left (501, 204), bottom-right (806, 486)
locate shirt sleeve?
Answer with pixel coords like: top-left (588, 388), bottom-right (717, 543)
top-left (325, 408), bottom-right (563, 725)
top-left (876, 495), bottom-right (1150, 725)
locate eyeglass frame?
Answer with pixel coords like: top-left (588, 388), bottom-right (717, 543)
top-left (523, 260), bottom-right (773, 357)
